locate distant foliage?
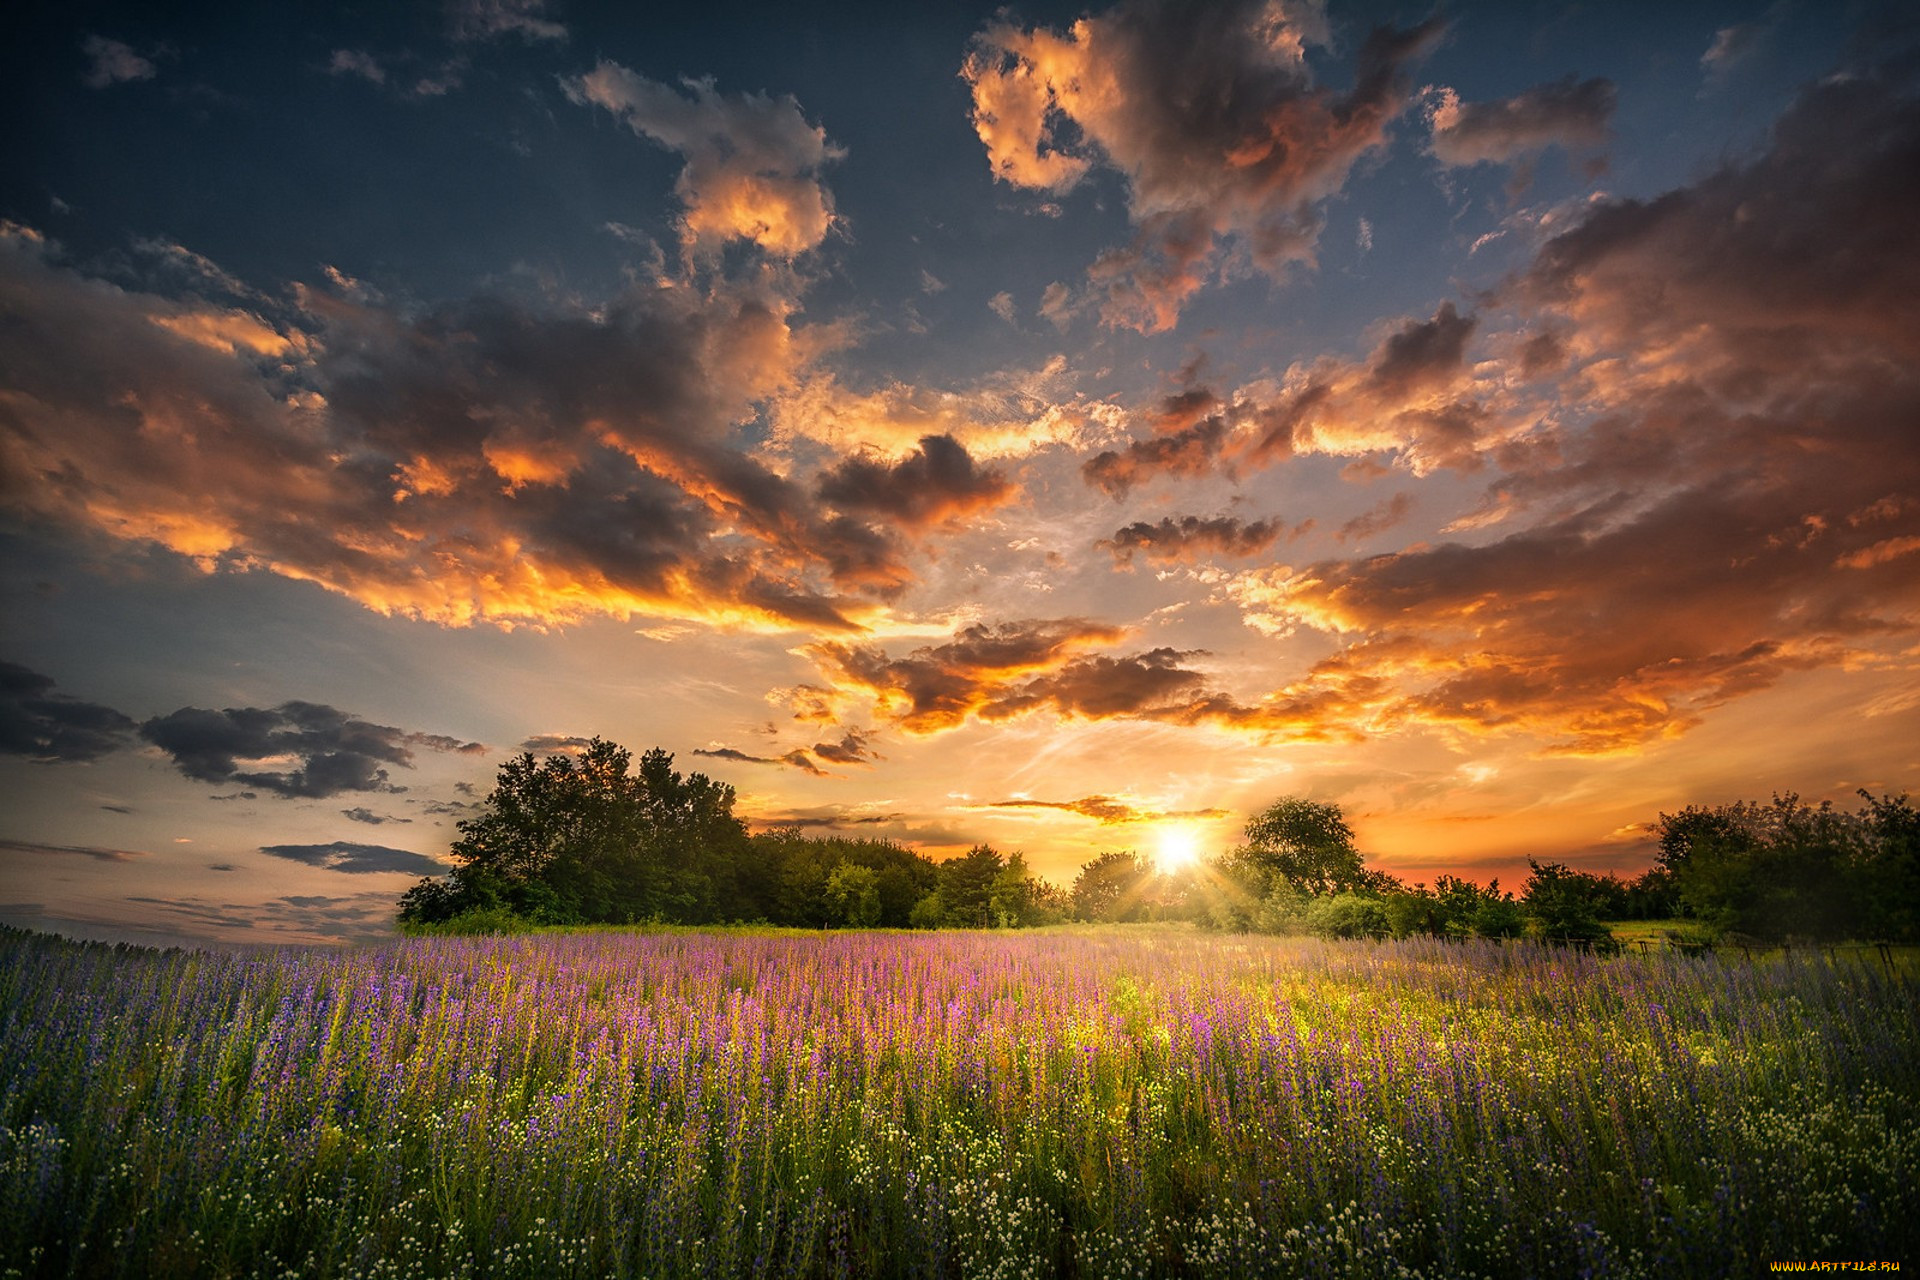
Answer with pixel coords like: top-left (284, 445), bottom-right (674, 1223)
top-left (1656, 790), bottom-right (1919, 943)
top-left (398, 739), bottom-right (1055, 931)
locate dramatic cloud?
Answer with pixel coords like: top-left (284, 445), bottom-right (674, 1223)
top-left (259, 841), bottom-right (447, 875)
top-left (0, 838), bottom-right (147, 863)
top-left (809, 729), bottom-right (878, 766)
top-left (81, 36), bottom-right (156, 89)
top-left (139, 702), bottom-right (481, 798)
top-left (817, 435), bottom-right (1013, 529)
top-left (1083, 387), bottom-right (1232, 497)
top-left (0, 225), bottom-right (954, 633)
top-left (1426, 76), bottom-right (1615, 181)
top-left (567, 63), bottom-right (840, 258)
top-left (769, 362), bottom-right (1125, 461)
top-left (1237, 300), bottom-right (1493, 472)
top-left (1099, 514), bottom-right (1292, 565)
top-left (1218, 61), bottom-right (1920, 754)
top-left (0, 661), bottom-right (137, 763)
top-left (806, 618), bottom-right (1126, 732)
top-left (805, 617), bottom-right (1359, 740)
top-left (965, 0), bottom-right (1444, 329)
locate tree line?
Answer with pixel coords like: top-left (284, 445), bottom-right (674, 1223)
top-left (396, 740), bottom-right (1059, 932)
top-left (397, 738), bottom-right (1917, 945)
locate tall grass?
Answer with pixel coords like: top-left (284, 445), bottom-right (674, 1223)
top-left (1, 925), bottom-right (1913, 1277)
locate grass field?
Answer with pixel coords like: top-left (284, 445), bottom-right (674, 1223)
top-left (1, 925), bottom-right (1914, 1278)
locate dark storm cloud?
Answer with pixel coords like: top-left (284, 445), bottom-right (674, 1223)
top-left (1099, 514), bottom-right (1292, 565)
top-left (139, 702), bottom-right (479, 799)
top-left (1426, 76), bottom-right (1615, 174)
top-left (1224, 58), bottom-right (1920, 754)
top-left (966, 0), bottom-right (1444, 330)
top-left (258, 841), bottom-right (446, 875)
top-left (817, 435), bottom-right (1013, 528)
top-left (0, 661), bottom-right (137, 763)
top-left (0, 838), bottom-right (148, 863)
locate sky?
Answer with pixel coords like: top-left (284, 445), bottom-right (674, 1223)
top-left (3, 0), bottom-right (1917, 947)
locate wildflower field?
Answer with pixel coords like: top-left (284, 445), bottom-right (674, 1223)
top-left (1, 926), bottom-right (1913, 1278)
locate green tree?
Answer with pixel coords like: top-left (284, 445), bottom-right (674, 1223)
top-left (823, 862), bottom-right (883, 928)
top-left (1854, 791), bottom-right (1919, 942)
top-left (989, 853), bottom-right (1042, 927)
top-left (1240, 797), bottom-right (1367, 896)
top-left (1521, 860), bottom-right (1612, 945)
top-left (939, 845), bottom-right (1005, 927)
top-left (1306, 892), bottom-right (1390, 939)
top-left (1654, 793), bottom-right (1877, 942)
top-left (396, 738), bottom-right (749, 927)
top-left (1070, 851), bottom-right (1150, 922)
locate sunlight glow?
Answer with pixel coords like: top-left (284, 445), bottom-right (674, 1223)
top-left (1155, 824), bottom-right (1202, 873)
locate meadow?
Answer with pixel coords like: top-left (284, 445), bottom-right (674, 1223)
top-left (0, 925), bottom-right (1913, 1279)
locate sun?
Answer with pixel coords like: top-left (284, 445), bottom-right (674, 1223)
top-left (1154, 824), bottom-right (1202, 874)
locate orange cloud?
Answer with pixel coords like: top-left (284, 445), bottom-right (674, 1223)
top-left (963, 1), bottom-right (1443, 330)
top-left (768, 363), bottom-right (1125, 461)
top-left (1194, 63), bottom-right (1920, 755)
top-left (803, 617), bottom-right (1378, 743)
top-left (983, 795), bottom-right (1230, 825)
top-left (567, 63), bottom-right (841, 259)
top-left (0, 229), bottom-right (969, 635)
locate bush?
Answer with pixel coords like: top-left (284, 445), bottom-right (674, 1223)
top-left (909, 891), bottom-right (946, 930)
top-left (1252, 884), bottom-right (1312, 935)
top-left (1306, 893), bottom-right (1390, 940)
top-left (1471, 896), bottom-right (1526, 939)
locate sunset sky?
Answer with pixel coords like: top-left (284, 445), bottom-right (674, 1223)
top-left (3, 0), bottom-right (1916, 946)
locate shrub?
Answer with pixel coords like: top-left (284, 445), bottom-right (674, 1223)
top-left (1306, 892), bottom-right (1390, 939)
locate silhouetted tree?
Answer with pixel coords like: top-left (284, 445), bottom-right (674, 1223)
top-left (397, 739), bottom-right (749, 927)
top-left (1521, 860), bottom-right (1613, 945)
